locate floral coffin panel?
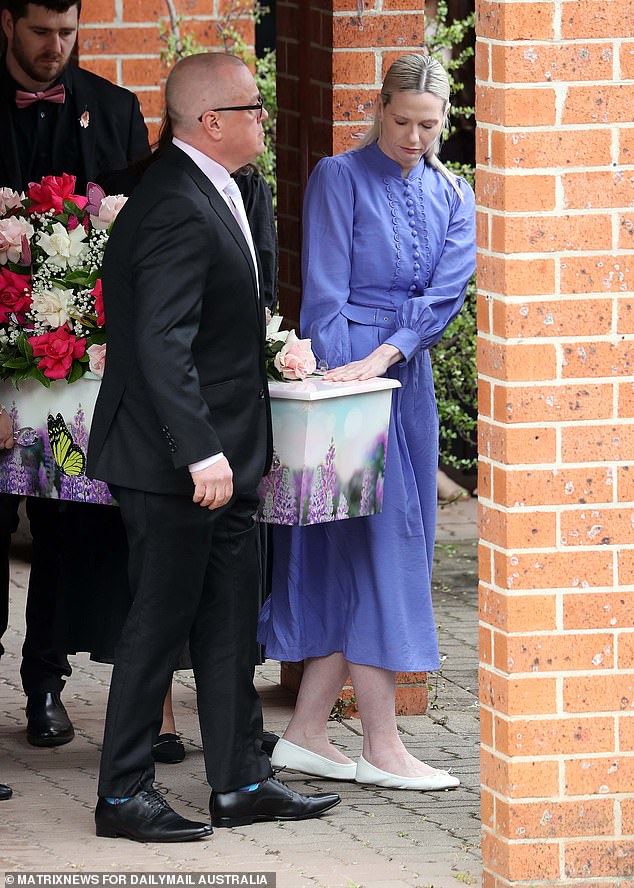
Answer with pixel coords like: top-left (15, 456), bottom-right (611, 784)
top-left (0, 377), bottom-right (112, 504)
top-left (258, 377), bottom-right (400, 525)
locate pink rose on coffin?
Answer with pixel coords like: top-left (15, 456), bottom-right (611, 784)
top-left (0, 216), bottom-right (34, 265)
top-left (0, 187), bottom-right (24, 216)
top-left (86, 342), bottom-right (106, 378)
top-left (274, 329), bottom-right (317, 381)
top-left (91, 278), bottom-right (105, 326)
top-left (27, 173), bottom-right (87, 215)
top-left (0, 267), bottom-right (31, 323)
top-left (28, 325), bottom-right (86, 380)
top-left (90, 194), bottom-right (128, 230)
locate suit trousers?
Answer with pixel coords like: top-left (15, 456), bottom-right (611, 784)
top-left (0, 494), bottom-right (71, 693)
top-left (97, 487), bottom-right (273, 799)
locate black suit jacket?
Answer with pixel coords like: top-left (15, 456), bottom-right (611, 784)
top-left (101, 164), bottom-right (278, 310)
top-left (0, 62), bottom-right (149, 191)
top-left (86, 145), bottom-right (273, 497)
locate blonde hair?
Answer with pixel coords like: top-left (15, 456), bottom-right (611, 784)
top-left (359, 53), bottom-right (463, 200)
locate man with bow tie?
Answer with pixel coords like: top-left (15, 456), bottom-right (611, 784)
top-left (0, 0), bottom-right (148, 750)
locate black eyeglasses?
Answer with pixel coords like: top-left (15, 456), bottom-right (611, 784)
top-left (198, 97), bottom-right (264, 123)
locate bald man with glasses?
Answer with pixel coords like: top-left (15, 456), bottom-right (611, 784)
top-left (86, 52), bottom-right (340, 844)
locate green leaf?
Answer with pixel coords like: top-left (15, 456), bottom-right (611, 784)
top-left (266, 366), bottom-right (284, 382)
top-left (62, 199), bottom-right (85, 217)
top-left (66, 360), bottom-right (85, 384)
top-left (17, 334), bottom-right (33, 361)
top-left (6, 260), bottom-right (31, 275)
top-left (2, 358), bottom-right (30, 369)
top-left (28, 366), bottom-right (51, 387)
top-left (65, 271), bottom-right (92, 286)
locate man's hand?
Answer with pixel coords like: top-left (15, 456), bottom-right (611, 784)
top-left (324, 344), bottom-right (403, 382)
top-left (191, 456), bottom-right (233, 509)
top-left (0, 410), bottom-right (14, 450)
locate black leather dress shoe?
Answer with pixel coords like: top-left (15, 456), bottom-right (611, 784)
top-left (211, 776), bottom-right (340, 828)
top-left (261, 731), bottom-right (280, 757)
top-left (26, 692), bottom-right (74, 747)
top-left (95, 789), bottom-right (212, 842)
top-left (152, 733), bottom-right (186, 764)
top-left (0, 783), bottom-right (12, 800)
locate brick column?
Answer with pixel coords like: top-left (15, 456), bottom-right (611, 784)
top-left (477, 1), bottom-right (634, 884)
top-left (78, 1), bottom-right (254, 141)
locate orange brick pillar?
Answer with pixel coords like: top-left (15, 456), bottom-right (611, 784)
top-left (78, 2), bottom-right (254, 141)
top-left (477, 1), bottom-right (634, 884)
top-left (276, 1), bottom-right (428, 715)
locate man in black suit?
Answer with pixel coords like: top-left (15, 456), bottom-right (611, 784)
top-left (0, 0), bottom-right (148, 746)
top-left (86, 52), bottom-right (340, 843)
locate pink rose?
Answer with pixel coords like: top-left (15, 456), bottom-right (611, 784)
top-left (274, 330), bottom-right (317, 381)
top-left (27, 174), bottom-right (87, 215)
top-left (0, 216), bottom-right (34, 265)
top-left (0, 267), bottom-right (32, 323)
top-left (86, 342), bottom-right (106, 378)
top-left (0, 187), bottom-right (24, 216)
top-left (29, 325), bottom-right (86, 380)
top-left (90, 194), bottom-right (127, 230)
top-left (91, 279), bottom-right (105, 326)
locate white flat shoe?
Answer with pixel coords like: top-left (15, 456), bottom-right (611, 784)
top-left (355, 756), bottom-right (460, 791)
top-left (271, 738), bottom-right (357, 781)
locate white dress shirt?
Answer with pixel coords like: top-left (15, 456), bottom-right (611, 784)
top-left (171, 137), bottom-right (259, 474)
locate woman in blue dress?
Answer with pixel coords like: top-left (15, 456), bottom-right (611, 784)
top-left (258, 54), bottom-right (476, 790)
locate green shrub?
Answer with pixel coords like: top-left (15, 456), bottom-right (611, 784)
top-left (427, 2), bottom-right (477, 472)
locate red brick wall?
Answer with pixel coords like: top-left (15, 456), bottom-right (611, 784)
top-left (477, 0), bottom-right (634, 883)
top-left (78, 1), bottom-right (255, 142)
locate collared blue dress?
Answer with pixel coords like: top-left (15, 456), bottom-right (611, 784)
top-left (258, 142), bottom-right (476, 671)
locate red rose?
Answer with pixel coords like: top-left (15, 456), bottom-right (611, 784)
top-left (0, 267), bottom-right (32, 323)
top-left (29, 325), bottom-right (86, 380)
top-left (27, 174), bottom-right (88, 215)
top-left (91, 278), bottom-right (105, 327)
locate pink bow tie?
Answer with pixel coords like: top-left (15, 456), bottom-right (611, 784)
top-left (15, 84), bottom-right (66, 109)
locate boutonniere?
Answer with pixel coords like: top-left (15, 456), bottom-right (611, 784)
top-left (79, 109), bottom-right (90, 129)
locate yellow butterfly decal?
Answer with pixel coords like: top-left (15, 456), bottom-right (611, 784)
top-left (47, 413), bottom-right (86, 476)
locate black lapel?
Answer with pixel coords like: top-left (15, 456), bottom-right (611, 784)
top-left (0, 89), bottom-right (22, 189)
top-left (170, 147), bottom-right (261, 311)
top-left (67, 66), bottom-right (97, 184)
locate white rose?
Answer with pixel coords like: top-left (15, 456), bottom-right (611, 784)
top-left (266, 312), bottom-right (284, 339)
top-left (37, 221), bottom-right (88, 269)
top-left (90, 194), bottom-right (127, 230)
top-left (31, 286), bottom-right (71, 328)
top-left (0, 216), bottom-right (34, 265)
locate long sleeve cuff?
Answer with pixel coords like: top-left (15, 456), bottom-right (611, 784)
top-left (189, 452), bottom-right (224, 473)
top-left (384, 327), bottom-right (422, 363)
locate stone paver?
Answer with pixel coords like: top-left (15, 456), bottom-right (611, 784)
top-left (0, 498), bottom-right (480, 888)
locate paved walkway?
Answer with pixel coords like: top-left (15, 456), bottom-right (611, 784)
top-left (0, 498), bottom-right (480, 888)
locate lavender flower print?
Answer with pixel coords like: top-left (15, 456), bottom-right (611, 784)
top-left (307, 466), bottom-right (328, 525)
top-left (359, 467), bottom-right (374, 517)
top-left (272, 468), bottom-right (297, 524)
top-left (335, 491), bottom-right (349, 520)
